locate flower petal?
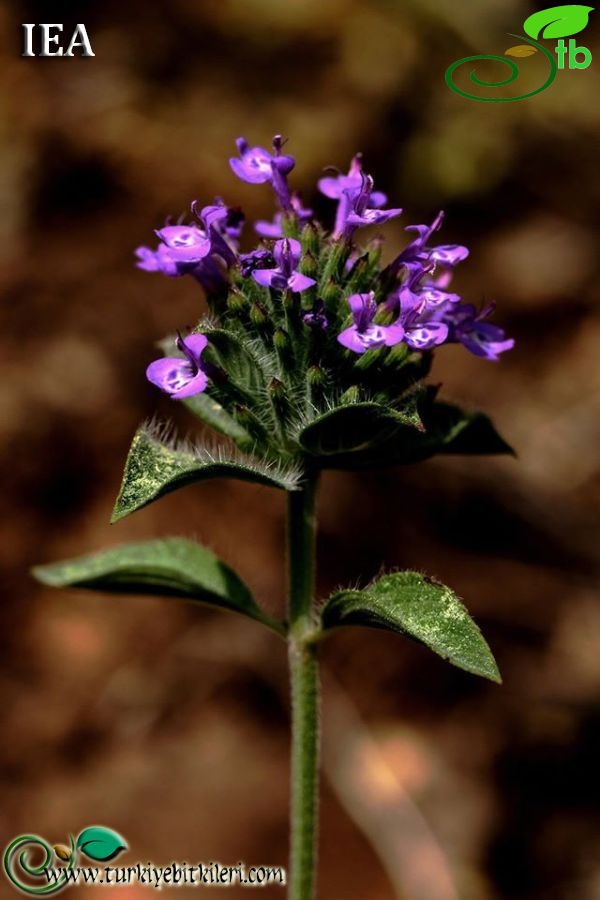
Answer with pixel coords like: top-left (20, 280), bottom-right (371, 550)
top-left (181, 333), bottom-right (208, 359)
top-left (405, 322), bottom-right (449, 350)
top-left (156, 225), bottom-right (211, 262)
top-left (252, 268), bottom-right (277, 287)
top-left (146, 358), bottom-right (194, 394)
top-left (146, 356), bottom-right (208, 398)
top-left (254, 218), bottom-right (283, 238)
top-left (383, 323), bottom-right (406, 346)
top-left (429, 244), bottom-right (470, 265)
top-left (288, 272), bottom-right (316, 293)
top-left (419, 288), bottom-right (461, 306)
top-left (229, 156), bottom-right (271, 184)
top-left (337, 325), bottom-right (369, 354)
top-left (171, 369), bottom-right (209, 398)
top-left (273, 238), bottom-right (302, 270)
top-left (318, 176), bottom-right (344, 199)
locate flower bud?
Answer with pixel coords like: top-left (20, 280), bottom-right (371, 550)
top-left (307, 365), bottom-right (326, 388)
top-left (274, 329), bottom-right (290, 353)
top-left (249, 302), bottom-right (269, 329)
top-left (233, 405), bottom-right (269, 443)
top-left (301, 223), bottom-right (320, 257)
top-left (299, 252), bottom-right (318, 280)
top-left (321, 279), bottom-right (340, 310)
top-left (340, 385), bottom-right (361, 405)
top-left (227, 288), bottom-right (248, 315)
top-left (269, 378), bottom-right (291, 422)
top-left (307, 365), bottom-right (328, 404)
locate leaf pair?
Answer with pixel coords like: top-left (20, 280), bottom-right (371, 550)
top-left (34, 542), bottom-right (500, 682)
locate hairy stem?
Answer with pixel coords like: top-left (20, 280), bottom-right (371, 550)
top-left (287, 474), bottom-right (320, 900)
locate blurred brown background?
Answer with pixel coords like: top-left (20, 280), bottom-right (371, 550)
top-left (1, 1), bottom-right (599, 898)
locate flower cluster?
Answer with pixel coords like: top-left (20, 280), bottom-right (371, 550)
top-left (136, 134), bottom-right (513, 420)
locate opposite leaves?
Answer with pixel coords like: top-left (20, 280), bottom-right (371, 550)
top-left (33, 537), bottom-right (284, 634)
top-left (321, 571), bottom-right (501, 682)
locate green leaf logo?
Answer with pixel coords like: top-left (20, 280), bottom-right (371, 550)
top-left (76, 826), bottom-right (127, 862)
top-left (523, 5), bottom-right (594, 40)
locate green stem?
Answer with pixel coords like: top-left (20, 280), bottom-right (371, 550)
top-left (287, 474), bottom-right (320, 900)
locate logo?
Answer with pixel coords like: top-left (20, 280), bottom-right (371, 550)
top-left (446, 4), bottom-right (594, 101)
top-left (21, 24), bottom-right (95, 58)
top-left (3, 826), bottom-right (127, 895)
top-left (3, 828), bottom-right (286, 893)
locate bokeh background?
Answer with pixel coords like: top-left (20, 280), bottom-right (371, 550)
top-left (1, 1), bottom-right (599, 897)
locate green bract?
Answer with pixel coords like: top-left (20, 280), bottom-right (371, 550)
top-left (111, 424), bottom-right (302, 523)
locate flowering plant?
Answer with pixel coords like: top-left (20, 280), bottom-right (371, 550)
top-left (34, 135), bottom-right (514, 899)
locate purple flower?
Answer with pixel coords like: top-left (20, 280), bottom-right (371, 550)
top-left (191, 199), bottom-right (240, 266)
top-left (402, 211), bottom-right (469, 267)
top-left (135, 225), bottom-right (229, 294)
top-left (397, 288), bottom-right (449, 350)
top-left (319, 155), bottom-right (399, 238)
top-left (230, 135), bottom-right (295, 211)
top-left (445, 303), bottom-right (514, 360)
top-left (416, 285), bottom-right (461, 307)
top-left (135, 243), bottom-right (181, 277)
top-left (146, 333), bottom-right (209, 399)
top-left (135, 223), bottom-right (212, 279)
top-left (194, 198), bottom-right (244, 242)
top-left (239, 248), bottom-right (274, 278)
top-left (303, 301), bottom-right (328, 330)
top-left (255, 194), bottom-right (313, 238)
top-left (155, 224), bottom-right (212, 264)
top-left (135, 222), bottom-right (213, 279)
top-left (338, 292), bottom-right (405, 354)
top-left (252, 238), bottom-right (316, 293)
top-left (384, 213), bottom-right (469, 287)
top-left (344, 175), bottom-right (402, 236)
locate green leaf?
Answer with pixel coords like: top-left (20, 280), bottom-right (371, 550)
top-left (298, 400), bottom-right (423, 459)
top-left (434, 404), bottom-right (514, 457)
top-left (184, 392), bottom-right (253, 450)
top-left (76, 827), bottom-right (127, 863)
top-left (33, 538), bottom-right (284, 634)
top-left (111, 425), bottom-right (301, 523)
top-left (304, 399), bottom-right (513, 470)
top-left (321, 572), bottom-right (501, 682)
top-left (523, 5), bottom-right (593, 39)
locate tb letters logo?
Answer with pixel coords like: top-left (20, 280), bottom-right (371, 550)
top-left (446, 4), bottom-right (593, 101)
